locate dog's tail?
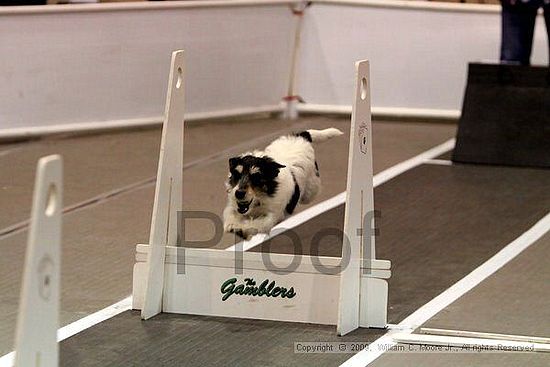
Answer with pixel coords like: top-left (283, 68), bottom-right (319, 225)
top-left (297, 128), bottom-right (344, 143)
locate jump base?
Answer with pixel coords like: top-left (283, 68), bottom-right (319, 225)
top-left (133, 246), bottom-right (389, 328)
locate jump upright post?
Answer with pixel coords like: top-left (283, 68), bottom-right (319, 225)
top-left (14, 155), bottom-right (63, 367)
top-left (338, 60), bottom-right (383, 335)
top-left (134, 51), bottom-right (391, 336)
top-left (141, 51), bottom-right (185, 320)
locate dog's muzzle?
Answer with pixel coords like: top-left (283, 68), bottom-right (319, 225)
top-left (237, 200), bottom-right (251, 214)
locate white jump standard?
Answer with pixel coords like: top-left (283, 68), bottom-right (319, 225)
top-left (133, 50), bottom-right (391, 335)
top-left (14, 155), bottom-right (63, 367)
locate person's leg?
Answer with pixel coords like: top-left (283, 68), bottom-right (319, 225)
top-left (500, 1), bottom-right (540, 65)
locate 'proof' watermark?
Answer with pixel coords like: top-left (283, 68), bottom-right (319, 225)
top-left (175, 209), bottom-right (381, 276)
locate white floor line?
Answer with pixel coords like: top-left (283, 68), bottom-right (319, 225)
top-left (0, 146), bottom-right (24, 158)
top-left (0, 296), bottom-right (132, 367)
top-left (392, 333), bottom-right (550, 353)
top-left (424, 158), bottom-right (453, 166)
top-left (56, 296), bottom-right (132, 341)
top-left (341, 211), bottom-right (550, 367)
top-left (373, 138), bottom-right (455, 187)
top-left (420, 327), bottom-right (550, 345)
top-left (0, 137), bottom-right (456, 364)
top-left (226, 138), bottom-right (456, 252)
top-left (0, 352), bottom-right (14, 366)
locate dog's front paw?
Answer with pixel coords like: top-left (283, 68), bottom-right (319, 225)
top-left (224, 222), bottom-right (246, 240)
top-left (241, 228), bottom-right (259, 241)
top-left (230, 228), bottom-right (245, 239)
top-left (224, 222), bottom-right (258, 241)
top-left (224, 221), bottom-right (237, 234)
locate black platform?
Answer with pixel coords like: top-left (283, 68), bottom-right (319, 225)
top-left (453, 63), bottom-right (550, 168)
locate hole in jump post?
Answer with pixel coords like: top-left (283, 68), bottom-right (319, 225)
top-left (45, 184), bottom-right (57, 217)
top-left (176, 67), bottom-right (183, 89)
top-left (360, 77), bottom-right (368, 100)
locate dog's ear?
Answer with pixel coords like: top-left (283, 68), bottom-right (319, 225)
top-left (273, 162), bottom-right (286, 170)
top-left (229, 157), bottom-right (240, 170)
top-left (263, 159), bottom-right (286, 178)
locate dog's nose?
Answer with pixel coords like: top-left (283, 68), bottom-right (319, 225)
top-left (235, 190), bottom-right (246, 200)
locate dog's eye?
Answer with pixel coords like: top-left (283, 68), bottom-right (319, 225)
top-left (229, 171), bottom-right (241, 184)
top-left (250, 173), bottom-right (263, 184)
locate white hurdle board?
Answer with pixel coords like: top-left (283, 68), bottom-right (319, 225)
top-left (133, 52), bottom-right (391, 335)
top-left (14, 155), bottom-right (63, 367)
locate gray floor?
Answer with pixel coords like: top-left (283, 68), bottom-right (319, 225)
top-left (0, 115), bottom-right (457, 357)
top-left (370, 347), bottom-right (550, 367)
top-left (370, 226), bottom-right (550, 367)
top-left (422, 232), bottom-right (550, 337)
top-left (61, 311), bottom-right (385, 367)
top-left (2, 115), bottom-right (548, 366)
top-left (54, 162), bottom-right (550, 366)
top-left (250, 163), bottom-right (550, 324)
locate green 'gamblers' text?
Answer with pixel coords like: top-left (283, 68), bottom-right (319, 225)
top-left (220, 277), bottom-right (296, 301)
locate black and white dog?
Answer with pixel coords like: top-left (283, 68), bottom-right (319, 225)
top-left (223, 128), bottom-right (343, 240)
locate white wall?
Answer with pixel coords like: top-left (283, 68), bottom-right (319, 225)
top-left (297, 1), bottom-right (548, 114)
top-left (1, 0), bottom-right (549, 135)
top-left (0, 1), bottom-right (295, 132)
